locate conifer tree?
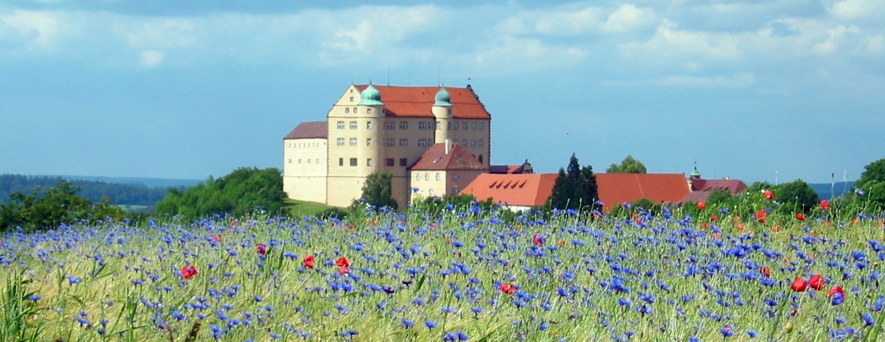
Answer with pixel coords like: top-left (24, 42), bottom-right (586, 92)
top-left (549, 154), bottom-right (598, 210)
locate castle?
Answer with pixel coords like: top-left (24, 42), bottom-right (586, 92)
top-left (283, 83), bottom-right (491, 208)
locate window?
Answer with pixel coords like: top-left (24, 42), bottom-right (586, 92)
top-left (453, 122), bottom-right (459, 131)
top-left (471, 140), bottom-right (477, 148)
top-left (479, 122), bottom-right (484, 131)
top-left (353, 107), bottom-right (358, 113)
top-left (424, 173), bottom-right (430, 180)
top-left (345, 108), bottom-right (350, 113)
top-left (367, 108), bottom-right (372, 113)
top-left (471, 122), bottom-right (477, 130)
top-left (307, 159), bottom-right (311, 164)
top-left (399, 121), bottom-right (408, 130)
top-left (429, 189), bottom-right (434, 195)
top-left (367, 158), bottom-right (373, 166)
top-left (339, 158), bottom-right (344, 166)
top-left (435, 173), bottom-right (441, 181)
top-left (418, 122), bottom-right (427, 130)
top-left (367, 121), bottom-right (373, 130)
top-left (462, 122), bottom-right (468, 130)
top-left (436, 121), bottom-right (441, 130)
top-left (479, 155), bottom-right (483, 164)
top-left (337, 121), bottom-right (345, 130)
top-left (350, 121), bottom-right (357, 130)
top-left (288, 159), bottom-right (292, 164)
top-left (399, 139), bottom-right (407, 147)
top-left (418, 139), bottom-right (426, 147)
top-left (386, 138), bottom-right (395, 146)
top-left (461, 139), bottom-right (468, 146)
top-left (316, 158), bottom-right (320, 164)
top-left (350, 138), bottom-right (357, 146)
top-left (447, 122), bottom-right (452, 130)
top-left (416, 173), bottom-right (422, 181)
top-left (385, 158), bottom-right (394, 167)
top-left (366, 138), bottom-right (372, 146)
top-left (479, 140), bottom-right (484, 147)
top-left (386, 121), bottom-right (395, 130)
top-left (453, 173), bottom-right (461, 181)
top-left (350, 158), bottom-right (358, 166)
top-left (349, 96), bottom-right (354, 102)
top-left (298, 159), bottom-right (302, 164)
top-left (337, 138), bottom-right (345, 146)
top-left (399, 158), bottom-right (407, 166)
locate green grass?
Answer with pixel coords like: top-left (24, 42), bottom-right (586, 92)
top-left (284, 199), bottom-right (342, 217)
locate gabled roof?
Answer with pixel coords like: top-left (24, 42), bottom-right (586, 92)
top-left (410, 142), bottom-right (487, 171)
top-left (595, 173), bottom-right (691, 212)
top-left (489, 165), bottom-right (526, 174)
top-left (354, 85), bottom-right (490, 119)
top-left (460, 174), bottom-right (558, 207)
top-left (284, 121), bottom-right (327, 139)
top-left (689, 179), bottom-right (748, 195)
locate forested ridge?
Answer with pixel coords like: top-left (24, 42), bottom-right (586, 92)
top-left (0, 174), bottom-right (172, 206)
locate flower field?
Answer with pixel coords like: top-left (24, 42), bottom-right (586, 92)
top-left (2, 202), bottom-right (884, 341)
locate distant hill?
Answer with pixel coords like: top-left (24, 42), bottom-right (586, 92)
top-left (0, 174), bottom-right (200, 207)
top-left (809, 181), bottom-right (855, 200)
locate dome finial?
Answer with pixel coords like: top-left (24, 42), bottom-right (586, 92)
top-left (434, 86), bottom-right (452, 107)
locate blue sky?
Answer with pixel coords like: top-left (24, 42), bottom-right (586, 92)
top-left (1, 0), bottom-right (883, 184)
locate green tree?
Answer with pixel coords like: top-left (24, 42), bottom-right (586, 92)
top-left (606, 155), bottom-right (647, 173)
top-left (549, 154), bottom-right (598, 210)
top-left (0, 180), bottom-right (128, 232)
top-left (854, 158), bottom-right (885, 209)
top-left (358, 171), bottom-right (398, 210)
top-left (155, 167), bottom-right (286, 218)
top-left (773, 179), bottom-right (820, 214)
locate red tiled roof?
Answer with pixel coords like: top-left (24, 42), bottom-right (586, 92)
top-left (410, 143), bottom-right (487, 171)
top-left (596, 173), bottom-right (691, 212)
top-left (354, 85), bottom-right (490, 119)
top-left (690, 179), bottom-right (748, 195)
top-left (284, 121), bottom-right (327, 139)
top-left (680, 191), bottom-right (711, 204)
top-left (459, 173), bottom-right (558, 207)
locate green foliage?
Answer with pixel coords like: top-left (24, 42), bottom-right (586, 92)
top-left (357, 171), bottom-right (398, 210)
top-left (0, 180), bottom-right (129, 233)
top-left (606, 155), bottom-right (647, 173)
top-left (549, 154), bottom-right (598, 210)
top-left (154, 167), bottom-right (286, 219)
top-left (772, 179), bottom-right (820, 214)
top-left (855, 158), bottom-right (885, 209)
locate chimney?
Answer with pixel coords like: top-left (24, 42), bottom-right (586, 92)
top-left (445, 138), bottom-right (451, 154)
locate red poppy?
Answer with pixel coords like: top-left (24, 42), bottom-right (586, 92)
top-left (763, 190), bottom-right (775, 200)
top-left (760, 266), bottom-right (771, 278)
top-left (303, 255), bottom-right (315, 269)
top-left (212, 234), bottom-right (222, 242)
top-left (809, 274), bottom-right (825, 291)
top-left (710, 215), bottom-right (719, 222)
top-left (697, 202), bottom-right (706, 210)
top-left (533, 234), bottom-right (543, 246)
top-left (500, 283), bottom-right (517, 295)
top-left (336, 257), bottom-right (350, 267)
top-left (791, 277), bottom-right (807, 292)
top-left (827, 286), bottom-right (844, 298)
top-left (338, 265), bottom-right (349, 275)
top-left (795, 213), bottom-right (805, 221)
top-left (181, 265), bottom-right (198, 280)
top-left (755, 210), bottom-right (767, 223)
top-left (820, 200), bottom-right (830, 211)
top-left (256, 243), bottom-right (267, 256)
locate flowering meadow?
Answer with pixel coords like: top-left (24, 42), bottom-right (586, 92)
top-left (2, 200), bottom-right (885, 342)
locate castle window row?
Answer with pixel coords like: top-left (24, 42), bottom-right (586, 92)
top-left (288, 142), bottom-right (323, 148)
top-left (338, 157), bottom-right (410, 167)
top-left (288, 158), bottom-right (322, 164)
top-left (336, 120), bottom-right (486, 131)
top-left (337, 138), bottom-right (484, 148)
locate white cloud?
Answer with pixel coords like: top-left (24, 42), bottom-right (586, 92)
top-left (659, 73), bottom-right (756, 87)
top-left (602, 4), bottom-right (656, 33)
top-left (140, 49), bottom-right (163, 67)
top-left (813, 25), bottom-right (861, 54)
top-left (0, 9), bottom-right (60, 50)
top-left (830, 0), bottom-right (885, 21)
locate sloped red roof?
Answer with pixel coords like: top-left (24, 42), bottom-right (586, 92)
top-left (459, 174), bottom-right (558, 207)
top-left (489, 165), bottom-right (526, 174)
top-left (354, 85), bottom-right (490, 119)
top-left (690, 179), bottom-right (747, 195)
top-left (284, 121), bottom-right (327, 139)
top-left (596, 173), bottom-right (691, 212)
top-left (410, 143), bottom-right (487, 171)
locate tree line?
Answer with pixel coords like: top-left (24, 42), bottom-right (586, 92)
top-left (0, 174), bottom-right (170, 206)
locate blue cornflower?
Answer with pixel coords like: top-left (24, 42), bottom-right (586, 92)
top-left (721, 325), bottom-right (734, 337)
top-left (425, 320), bottom-right (438, 329)
top-left (402, 318), bottom-right (415, 328)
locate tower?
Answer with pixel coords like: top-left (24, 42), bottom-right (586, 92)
top-left (432, 87), bottom-right (452, 144)
top-left (357, 83), bottom-right (385, 178)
